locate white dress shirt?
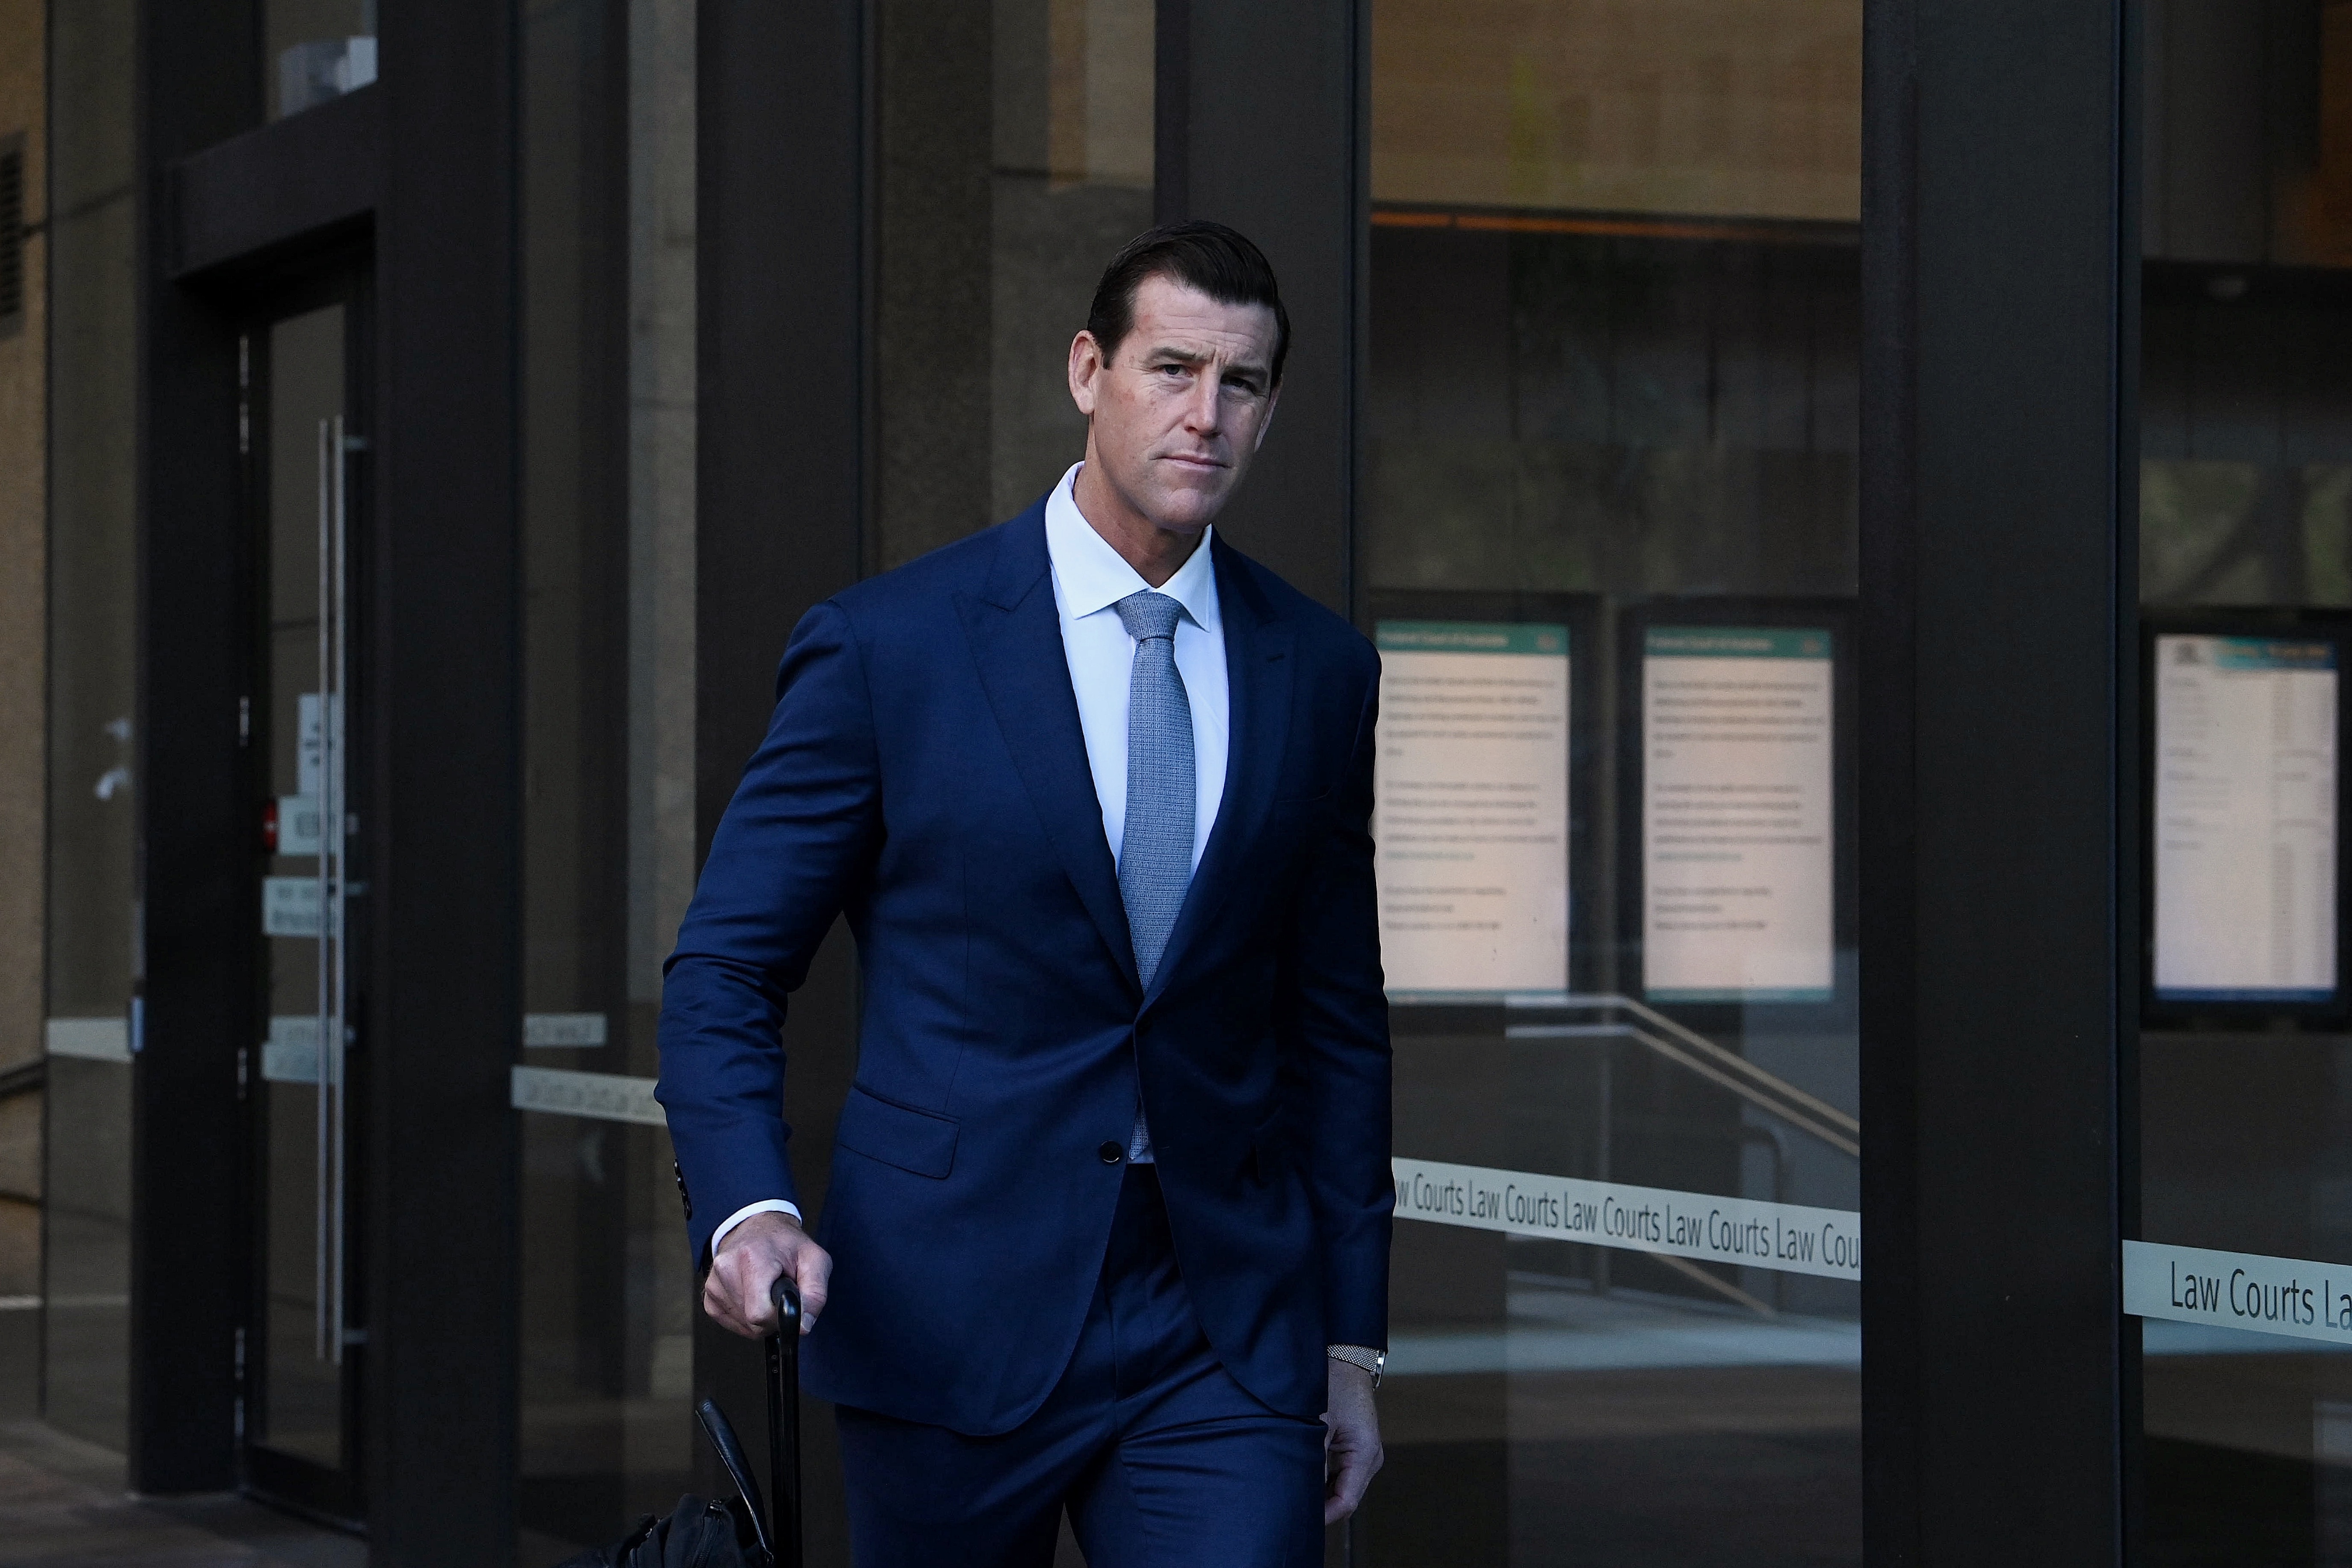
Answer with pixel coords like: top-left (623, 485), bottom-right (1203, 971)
top-left (1043, 463), bottom-right (1229, 873)
top-left (710, 463), bottom-right (1229, 1249)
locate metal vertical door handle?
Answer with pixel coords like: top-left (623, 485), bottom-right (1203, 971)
top-left (311, 415), bottom-right (351, 1365)
top-left (315, 418), bottom-right (333, 1361)
top-left (329, 413), bottom-right (349, 1367)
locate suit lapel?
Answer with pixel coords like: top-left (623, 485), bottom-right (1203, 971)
top-left (1143, 539), bottom-right (1294, 1011)
top-left (956, 507), bottom-right (1142, 995)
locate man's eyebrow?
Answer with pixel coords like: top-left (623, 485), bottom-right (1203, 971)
top-left (1140, 342), bottom-right (1270, 382)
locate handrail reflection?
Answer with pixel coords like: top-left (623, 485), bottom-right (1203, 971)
top-left (1497, 992), bottom-right (1859, 1159)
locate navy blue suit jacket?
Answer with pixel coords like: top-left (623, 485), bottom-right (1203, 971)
top-left (656, 497), bottom-right (1393, 1436)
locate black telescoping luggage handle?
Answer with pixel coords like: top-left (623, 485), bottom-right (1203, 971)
top-left (765, 1277), bottom-right (803, 1568)
top-left (689, 1276), bottom-right (801, 1568)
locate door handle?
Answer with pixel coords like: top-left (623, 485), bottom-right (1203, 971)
top-left (330, 412), bottom-right (349, 1369)
top-left (315, 418), bottom-right (332, 1363)
top-left (313, 416), bottom-right (351, 1366)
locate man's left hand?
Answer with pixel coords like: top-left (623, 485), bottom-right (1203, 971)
top-left (1322, 1359), bottom-right (1384, 1524)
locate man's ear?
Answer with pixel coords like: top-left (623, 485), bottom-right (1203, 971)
top-left (1251, 384), bottom-right (1282, 451)
top-left (1068, 330), bottom-right (1105, 417)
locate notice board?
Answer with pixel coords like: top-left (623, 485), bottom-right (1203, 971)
top-left (1626, 610), bottom-right (1850, 1010)
top-left (1372, 619), bottom-right (1573, 995)
top-left (2150, 627), bottom-right (2344, 1009)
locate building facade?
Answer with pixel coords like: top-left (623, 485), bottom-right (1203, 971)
top-left (10, 0), bottom-right (2352, 1563)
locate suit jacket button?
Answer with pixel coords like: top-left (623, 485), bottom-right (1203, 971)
top-left (1098, 1141), bottom-right (1125, 1164)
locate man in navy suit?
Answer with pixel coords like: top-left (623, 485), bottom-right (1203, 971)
top-left (658, 222), bottom-right (1391, 1565)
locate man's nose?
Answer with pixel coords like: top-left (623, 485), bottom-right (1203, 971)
top-left (1181, 370), bottom-right (1222, 434)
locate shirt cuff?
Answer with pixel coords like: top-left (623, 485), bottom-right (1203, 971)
top-left (713, 1199), bottom-right (804, 1254)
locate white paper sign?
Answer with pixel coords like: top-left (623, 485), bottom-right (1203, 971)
top-left (298, 693), bottom-right (324, 799)
top-left (1373, 622), bottom-right (1571, 994)
top-left (296, 691), bottom-right (343, 800)
top-left (276, 795), bottom-right (324, 857)
top-left (2153, 635), bottom-right (2338, 1001)
top-left (262, 876), bottom-right (327, 938)
top-left (1642, 627), bottom-right (1835, 1003)
top-left (261, 1016), bottom-right (342, 1085)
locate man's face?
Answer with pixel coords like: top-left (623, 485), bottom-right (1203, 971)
top-left (1067, 274), bottom-right (1282, 535)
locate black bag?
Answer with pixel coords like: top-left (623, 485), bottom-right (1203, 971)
top-left (557, 1279), bottom-right (804, 1568)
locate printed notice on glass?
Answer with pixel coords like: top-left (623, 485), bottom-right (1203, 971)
top-left (2153, 636), bottom-right (2338, 1002)
top-left (1642, 627), bottom-right (1834, 1004)
top-left (1373, 621), bottom-right (1571, 995)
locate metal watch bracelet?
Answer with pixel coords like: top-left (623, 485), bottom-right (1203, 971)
top-left (1326, 1343), bottom-right (1385, 1388)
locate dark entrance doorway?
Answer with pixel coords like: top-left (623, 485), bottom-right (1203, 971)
top-left (240, 259), bottom-right (373, 1528)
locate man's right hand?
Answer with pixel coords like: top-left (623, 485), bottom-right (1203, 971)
top-left (704, 1211), bottom-right (834, 1339)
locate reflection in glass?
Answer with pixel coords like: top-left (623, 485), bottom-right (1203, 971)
top-left (1372, 0), bottom-right (1859, 223)
top-left (43, 1058), bottom-right (130, 1444)
top-left (43, 0), bottom-right (139, 1453)
top-left (253, 304), bottom-right (349, 1470)
top-left (1363, 3), bottom-right (1861, 1562)
top-left (876, 0), bottom-right (1156, 568)
top-left (515, 0), bottom-right (701, 1555)
top-left (2136, 7), bottom-right (2352, 1561)
top-left (267, 0), bottom-right (379, 122)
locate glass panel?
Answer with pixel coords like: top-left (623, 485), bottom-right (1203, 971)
top-left (515, 0), bottom-right (701, 1554)
top-left (252, 303), bottom-right (348, 1470)
top-left (0, 9), bottom-right (46, 1366)
top-left (876, 0), bottom-right (1156, 568)
top-left (1372, 0), bottom-right (1860, 223)
top-left (2133, 6), bottom-right (2352, 1562)
top-left (1363, 3), bottom-right (1862, 1562)
top-left (266, 0), bottom-right (380, 123)
top-left (43, 0), bottom-right (138, 1452)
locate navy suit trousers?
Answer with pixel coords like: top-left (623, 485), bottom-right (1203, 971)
top-left (835, 1168), bottom-right (1328, 1567)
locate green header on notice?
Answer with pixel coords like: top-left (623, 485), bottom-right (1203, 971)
top-left (1646, 626), bottom-right (1831, 661)
top-left (2202, 636), bottom-right (2337, 673)
top-left (1377, 620), bottom-right (1569, 657)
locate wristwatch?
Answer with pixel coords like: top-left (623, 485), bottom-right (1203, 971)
top-left (1326, 1343), bottom-right (1385, 1389)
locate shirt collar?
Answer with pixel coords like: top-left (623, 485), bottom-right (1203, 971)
top-left (1044, 463), bottom-right (1221, 632)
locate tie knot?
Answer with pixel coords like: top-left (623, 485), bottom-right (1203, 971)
top-left (1114, 590), bottom-right (1183, 644)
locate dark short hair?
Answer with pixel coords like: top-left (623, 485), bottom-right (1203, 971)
top-left (1084, 221), bottom-right (1290, 385)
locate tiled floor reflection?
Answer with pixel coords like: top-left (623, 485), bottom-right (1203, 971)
top-left (0, 1310), bottom-right (361, 1568)
top-left (0, 1420), bottom-right (364, 1567)
top-left (1393, 1274), bottom-right (1861, 1377)
top-left (1367, 1273), bottom-right (1861, 1567)
top-left (2142, 1329), bottom-right (2352, 1562)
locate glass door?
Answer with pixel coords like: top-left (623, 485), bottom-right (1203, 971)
top-left (242, 265), bottom-right (373, 1526)
top-left (1360, 3), bottom-right (1864, 1561)
top-left (2128, 6), bottom-right (2352, 1560)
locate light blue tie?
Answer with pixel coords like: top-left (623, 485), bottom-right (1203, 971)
top-left (1113, 590), bottom-right (1194, 1163)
